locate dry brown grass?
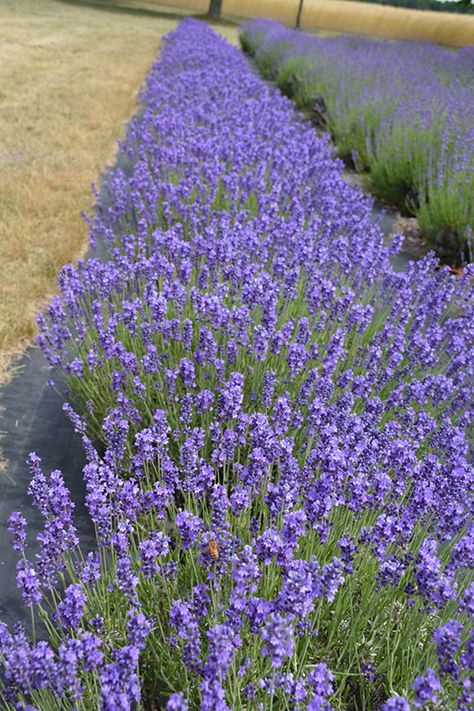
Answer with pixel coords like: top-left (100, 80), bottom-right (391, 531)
top-left (142, 0), bottom-right (209, 9)
top-left (0, 0), bottom-right (239, 385)
top-left (301, 1), bottom-right (474, 47)
top-left (223, 0), bottom-right (474, 46)
top-left (223, 0), bottom-right (300, 26)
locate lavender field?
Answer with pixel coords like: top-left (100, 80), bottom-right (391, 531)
top-left (1, 19), bottom-right (473, 711)
top-left (241, 19), bottom-right (474, 266)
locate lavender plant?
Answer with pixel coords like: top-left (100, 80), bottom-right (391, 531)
top-left (1, 19), bottom-right (473, 711)
top-left (241, 19), bottom-right (474, 265)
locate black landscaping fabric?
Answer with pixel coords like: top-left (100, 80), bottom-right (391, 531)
top-left (0, 347), bottom-right (95, 629)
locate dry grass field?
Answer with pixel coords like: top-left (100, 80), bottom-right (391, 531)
top-left (222, 0), bottom-right (474, 46)
top-left (139, 0), bottom-right (209, 9)
top-left (0, 0), bottom-right (238, 384)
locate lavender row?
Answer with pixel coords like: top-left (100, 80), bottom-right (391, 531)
top-left (1, 18), bottom-right (473, 711)
top-left (241, 19), bottom-right (474, 265)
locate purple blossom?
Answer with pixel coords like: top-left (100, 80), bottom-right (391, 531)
top-left (278, 558), bottom-right (317, 618)
top-left (167, 693), bottom-right (189, 710)
top-left (200, 678), bottom-right (231, 711)
top-left (170, 599), bottom-right (195, 634)
top-left (80, 551), bottom-right (101, 585)
top-left (81, 631), bottom-right (104, 672)
top-left (412, 668), bottom-right (442, 707)
top-left (127, 609), bottom-right (153, 649)
top-left (307, 696), bottom-right (333, 711)
top-left (229, 484), bottom-right (251, 516)
top-left (308, 662), bottom-right (334, 697)
top-left (281, 509), bottom-right (307, 546)
top-left (139, 531), bottom-right (170, 577)
top-left (57, 584), bottom-right (87, 629)
top-left (8, 512), bottom-right (28, 552)
top-left (414, 539), bottom-right (456, 607)
top-left (321, 559), bottom-right (345, 602)
top-left (16, 560), bottom-right (42, 607)
top-left (276, 671), bottom-right (308, 703)
top-left (175, 510), bottom-right (202, 549)
top-left (218, 372), bottom-right (244, 420)
top-left (203, 623), bottom-right (241, 681)
top-left (433, 619), bottom-right (463, 677)
top-left (261, 613), bottom-right (294, 669)
top-left (99, 645), bottom-right (141, 710)
top-left (261, 369), bottom-right (275, 407)
top-left (381, 699), bottom-right (411, 711)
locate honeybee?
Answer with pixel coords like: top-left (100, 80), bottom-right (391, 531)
top-left (208, 540), bottom-right (219, 561)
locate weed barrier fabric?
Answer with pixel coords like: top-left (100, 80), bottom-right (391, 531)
top-left (0, 348), bottom-right (94, 628)
top-left (0, 18), bottom-right (472, 711)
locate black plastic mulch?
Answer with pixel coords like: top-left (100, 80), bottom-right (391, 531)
top-left (0, 347), bottom-right (94, 629)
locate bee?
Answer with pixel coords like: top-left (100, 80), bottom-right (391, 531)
top-left (208, 539), bottom-right (219, 561)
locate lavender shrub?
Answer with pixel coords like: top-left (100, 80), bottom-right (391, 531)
top-left (241, 19), bottom-right (474, 265)
top-left (1, 19), bottom-right (473, 711)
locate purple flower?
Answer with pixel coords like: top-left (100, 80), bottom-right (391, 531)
top-left (308, 662), bottom-right (334, 697)
top-left (132, 409), bottom-right (170, 473)
top-left (255, 527), bottom-right (287, 566)
top-left (192, 582), bottom-right (210, 620)
top-left (8, 512), bottom-right (28, 552)
top-left (127, 609), bottom-right (153, 649)
top-left (321, 558), bottom-right (345, 602)
top-left (460, 582), bottom-right (474, 615)
top-left (433, 619), bottom-right (462, 677)
top-left (307, 696), bottom-right (333, 711)
top-left (231, 545), bottom-right (260, 595)
top-left (261, 612), bottom-right (294, 669)
top-left (57, 638), bottom-right (83, 697)
top-left (99, 645), bottom-right (141, 710)
top-left (203, 623), bottom-right (241, 681)
top-left (16, 560), bottom-right (42, 607)
top-left (200, 678), bottom-right (231, 711)
top-left (175, 510), bottom-right (203, 549)
top-left (281, 510), bottom-right (307, 546)
top-left (261, 369), bottom-right (275, 407)
top-left (80, 551), bottom-right (101, 585)
top-left (337, 535), bottom-right (356, 574)
top-left (81, 631), bottom-right (104, 672)
top-left (381, 699), bottom-right (411, 711)
top-left (276, 671), bottom-right (308, 703)
top-left (229, 484), bottom-right (251, 516)
top-left (115, 552), bottom-right (139, 601)
top-left (218, 372), bottom-right (244, 420)
top-left (139, 531), bottom-right (170, 577)
top-left (167, 693), bottom-right (188, 710)
top-left (457, 678), bottom-right (472, 711)
top-left (57, 584), bottom-right (87, 629)
top-left (13, 17), bottom-right (474, 711)
top-left (278, 559), bottom-right (317, 618)
top-left (412, 668), bottom-right (442, 707)
top-left (414, 539), bottom-right (455, 607)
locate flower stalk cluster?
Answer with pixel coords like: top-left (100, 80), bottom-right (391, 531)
top-left (241, 19), bottom-right (474, 264)
top-left (1, 18), bottom-right (473, 711)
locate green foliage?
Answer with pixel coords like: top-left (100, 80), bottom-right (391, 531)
top-left (241, 28), bottom-right (474, 264)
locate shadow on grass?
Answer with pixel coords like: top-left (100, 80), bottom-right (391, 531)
top-left (55, 0), bottom-right (238, 26)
